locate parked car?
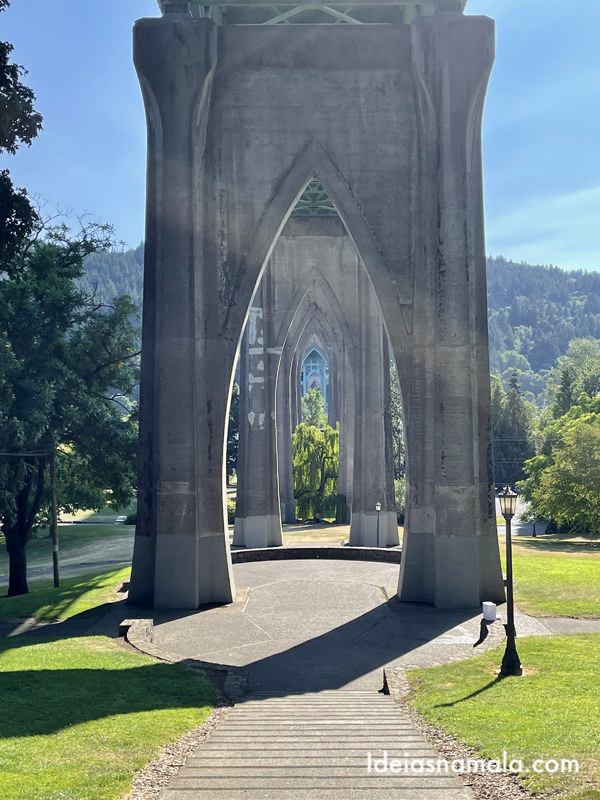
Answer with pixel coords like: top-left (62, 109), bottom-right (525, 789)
top-left (115, 516), bottom-right (127, 524)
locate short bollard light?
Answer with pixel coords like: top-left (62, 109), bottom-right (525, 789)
top-left (375, 501), bottom-right (382, 547)
top-left (498, 485), bottom-right (523, 676)
top-left (482, 601), bottom-right (496, 622)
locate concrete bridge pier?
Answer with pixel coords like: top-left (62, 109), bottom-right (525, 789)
top-left (234, 284), bottom-right (284, 548)
top-left (350, 273), bottom-right (399, 547)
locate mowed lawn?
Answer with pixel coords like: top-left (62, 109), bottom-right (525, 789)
top-left (0, 524), bottom-right (134, 580)
top-left (408, 635), bottom-right (600, 800)
top-left (499, 535), bottom-right (600, 618)
top-left (0, 567), bottom-right (130, 623)
top-left (0, 636), bottom-right (215, 800)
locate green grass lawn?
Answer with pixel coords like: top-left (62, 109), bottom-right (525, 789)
top-left (0, 567), bottom-right (130, 623)
top-left (0, 524), bottom-right (134, 579)
top-left (278, 523), bottom-right (405, 545)
top-left (59, 501), bottom-right (137, 524)
top-left (408, 635), bottom-right (600, 800)
top-left (498, 535), bottom-right (600, 618)
top-left (0, 635), bottom-right (215, 800)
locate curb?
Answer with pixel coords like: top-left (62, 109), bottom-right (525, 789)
top-left (120, 618), bottom-right (248, 701)
top-left (231, 545), bottom-right (402, 564)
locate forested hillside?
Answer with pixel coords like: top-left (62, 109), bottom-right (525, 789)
top-left (487, 256), bottom-right (600, 401)
top-left (83, 247), bottom-right (600, 403)
top-left (80, 243), bottom-right (144, 309)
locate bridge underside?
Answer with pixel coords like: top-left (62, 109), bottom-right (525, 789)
top-left (129, 1), bottom-right (505, 610)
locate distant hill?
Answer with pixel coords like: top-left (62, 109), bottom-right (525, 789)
top-left (487, 256), bottom-right (600, 400)
top-left (83, 247), bottom-right (600, 402)
top-left (80, 243), bottom-right (144, 310)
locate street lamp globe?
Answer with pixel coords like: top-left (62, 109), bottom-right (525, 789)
top-left (375, 501), bottom-right (382, 513)
top-left (498, 485), bottom-right (518, 520)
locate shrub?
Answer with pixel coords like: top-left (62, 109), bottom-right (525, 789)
top-left (227, 498), bottom-right (236, 524)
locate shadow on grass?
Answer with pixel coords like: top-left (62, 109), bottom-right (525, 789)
top-left (0, 570), bottom-right (128, 625)
top-left (0, 653), bottom-right (215, 738)
top-left (514, 535), bottom-right (600, 554)
top-left (433, 674), bottom-right (508, 708)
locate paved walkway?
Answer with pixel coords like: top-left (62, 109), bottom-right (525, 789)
top-left (153, 560), bottom-right (547, 692)
top-left (153, 559), bottom-right (534, 799)
top-left (2, 556), bottom-right (595, 800)
top-left (161, 691), bottom-right (472, 800)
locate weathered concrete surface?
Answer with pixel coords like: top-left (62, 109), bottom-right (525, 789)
top-left (233, 278), bottom-right (283, 547)
top-left (159, 692), bottom-right (473, 800)
top-left (152, 560), bottom-right (505, 693)
top-left (236, 221), bottom-right (396, 543)
top-left (537, 617), bottom-right (600, 634)
top-left (131, 11), bottom-right (503, 609)
top-left (161, 694), bottom-right (472, 800)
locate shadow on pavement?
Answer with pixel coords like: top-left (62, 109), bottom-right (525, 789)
top-left (238, 599), bottom-right (479, 696)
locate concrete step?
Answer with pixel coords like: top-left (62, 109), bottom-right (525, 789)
top-left (162, 790), bottom-right (470, 799)
top-left (159, 692), bottom-right (473, 800)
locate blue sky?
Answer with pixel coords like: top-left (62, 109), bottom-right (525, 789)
top-left (2, 0), bottom-right (599, 270)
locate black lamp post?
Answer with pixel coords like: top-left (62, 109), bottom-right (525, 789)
top-left (375, 501), bottom-right (382, 547)
top-left (498, 485), bottom-right (523, 676)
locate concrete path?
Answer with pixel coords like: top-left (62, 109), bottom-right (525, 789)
top-left (154, 559), bottom-right (507, 799)
top-left (160, 691), bottom-right (472, 800)
top-left (0, 532), bottom-right (134, 586)
top-left (540, 616), bottom-right (600, 634)
top-left (153, 560), bottom-right (544, 692)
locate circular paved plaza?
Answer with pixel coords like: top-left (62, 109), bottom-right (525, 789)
top-left (152, 559), bottom-right (549, 693)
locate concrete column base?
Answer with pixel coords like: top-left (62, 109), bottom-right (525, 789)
top-left (152, 533), bottom-right (235, 609)
top-left (280, 502), bottom-right (297, 524)
top-left (349, 510), bottom-right (399, 547)
top-left (398, 531), bottom-right (506, 608)
top-left (233, 515), bottom-right (283, 548)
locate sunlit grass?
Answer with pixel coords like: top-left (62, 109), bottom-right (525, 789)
top-left (498, 536), bottom-right (600, 618)
top-left (408, 635), bottom-right (600, 799)
top-left (0, 567), bottom-right (130, 623)
top-left (0, 636), bottom-right (215, 800)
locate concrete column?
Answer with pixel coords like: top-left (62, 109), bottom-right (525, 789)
top-left (275, 289), bottom-right (351, 527)
top-left (349, 274), bottom-right (398, 547)
top-left (327, 350), bottom-right (340, 428)
top-left (129, 16), bottom-right (235, 608)
top-left (398, 13), bottom-right (504, 606)
top-left (337, 344), bottom-right (354, 520)
top-left (276, 341), bottom-right (296, 524)
top-left (233, 290), bottom-right (284, 548)
top-left (382, 336), bottom-right (399, 539)
top-left (291, 352), bottom-right (303, 429)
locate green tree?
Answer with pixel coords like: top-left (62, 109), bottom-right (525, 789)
top-left (0, 5), bottom-right (139, 596)
top-left (0, 222), bottom-right (140, 596)
top-left (492, 371), bottom-right (537, 486)
top-left (0, 0), bottom-right (41, 263)
top-left (0, 0), bottom-right (43, 155)
top-left (390, 363), bottom-right (405, 480)
top-left (301, 386), bottom-right (327, 428)
top-left (292, 422), bottom-right (339, 520)
top-left (547, 338), bottom-right (600, 418)
top-left (521, 400), bottom-right (600, 533)
top-left (226, 382), bottom-right (239, 485)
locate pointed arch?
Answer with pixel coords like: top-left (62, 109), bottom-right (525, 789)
top-left (223, 139), bottom-right (412, 346)
top-left (274, 265), bottom-right (356, 353)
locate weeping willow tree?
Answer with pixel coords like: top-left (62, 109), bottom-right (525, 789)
top-left (301, 386), bottom-right (327, 428)
top-left (292, 422), bottom-right (342, 520)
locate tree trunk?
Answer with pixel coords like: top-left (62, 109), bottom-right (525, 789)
top-left (5, 532), bottom-right (29, 596)
top-left (3, 457), bottom-right (45, 597)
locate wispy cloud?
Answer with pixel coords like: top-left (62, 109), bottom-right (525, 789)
top-left (485, 184), bottom-right (600, 270)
